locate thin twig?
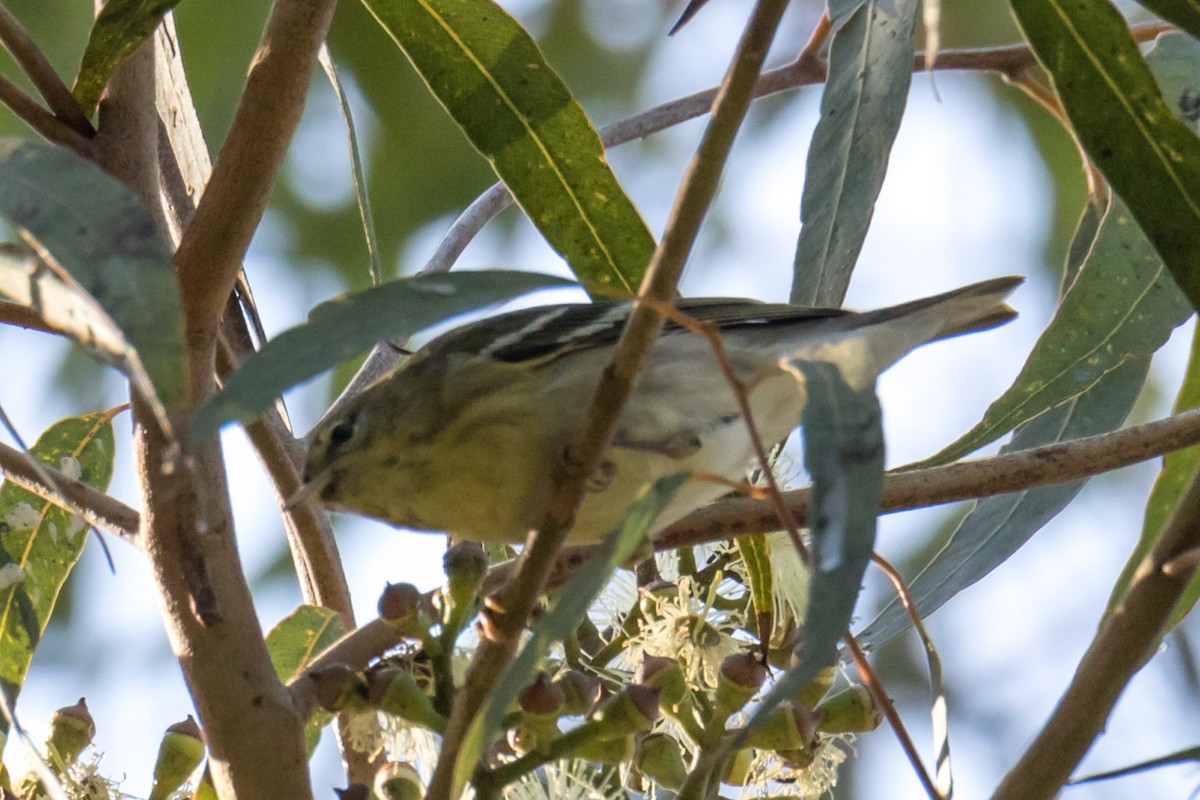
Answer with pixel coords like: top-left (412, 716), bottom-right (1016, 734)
top-left (0, 438), bottom-right (139, 543)
top-left (992, 460), bottom-right (1200, 799)
top-left (656, 406), bottom-right (1200, 548)
top-left (0, 71), bottom-right (93, 159)
top-left (846, 636), bottom-right (943, 799)
top-left (173, 0), bottom-right (338, 338)
top-left (0, 4), bottom-right (93, 135)
top-left (423, 2), bottom-right (792, 797)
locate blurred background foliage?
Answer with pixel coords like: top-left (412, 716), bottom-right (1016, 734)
top-left (1, 0), bottom-right (1192, 797)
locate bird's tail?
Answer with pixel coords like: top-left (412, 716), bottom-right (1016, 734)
top-left (779, 276), bottom-right (1024, 389)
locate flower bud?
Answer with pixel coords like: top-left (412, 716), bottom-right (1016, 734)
top-left (722, 747), bottom-right (755, 786)
top-left (443, 541), bottom-right (488, 608)
top-left (713, 653), bottom-right (766, 719)
top-left (378, 583), bottom-right (427, 636)
top-left (518, 673), bottom-right (564, 716)
top-left (554, 670), bottom-right (601, 716)
top-left (636, 733), bottom-right (688, 790)
top-left (593, 685), bottom-right (660, 738)
top-left (307, 664), bottom-right (368, 713)
top-left (745, 702), bottom-right (822, 752)
top-left (366, 666), bottom-right (447, 733)
top-left (374, 762), bottom-right (423, 800)
top-left (792, 666), bottom-right (835, 708)
top-left (574, 734), bottom-right (634, 765)
top-left (148, 716), bottom-right (205, 800)
top-left (817, 686), bottom-right (881, 733)
top-left (47, 698), bottom-right (94, 769)
top-left (636, 655), bottom-right (687, 709)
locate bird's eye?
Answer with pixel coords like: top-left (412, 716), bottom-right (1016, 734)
top-left (329, 415), bottom-right (356, 446)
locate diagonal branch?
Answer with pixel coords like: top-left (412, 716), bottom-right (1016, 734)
top-left (0, 439), bottom-right (139, 544)
top-left (0, 4), bottom-right (94, 135)
top-left (422, 2), bottom-right (793, 798)
top-left (173, 0), bottom-right (338, 339)
top-left (992, 459), bottom-right (1200, 799)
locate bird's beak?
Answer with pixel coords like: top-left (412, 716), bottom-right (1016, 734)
top-left (286, 470), bottom-right (330, 511)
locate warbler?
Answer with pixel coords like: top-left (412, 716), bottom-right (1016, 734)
top-left (299, 276), bottom-right (1021, 543)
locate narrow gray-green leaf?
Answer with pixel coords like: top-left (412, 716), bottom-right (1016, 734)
top-left (914, 34), bottom-right (1198, 467)
top-left (1011, 4), bottom-right (1200, 311)
top-left (790, 0), bottom-right (919, 306)
top-left (0, 139), bottom-right (185, 430)
top-left (1106, 323), bottom-right (1200, 627)
top-left (859, 358), bottom-right (1148, 650)
top-left (361, 0), bottom-right (655, 295)
top-left (191, 270), bottom-right (573, 440)
top-left (0, 410), bottom-right (118, 736)
top-left (452, 473), bottom-right (688, 798)
top-left (746, 363), bottom-right (883, 722)
top-left (73, 0), bottom-right (185, 117)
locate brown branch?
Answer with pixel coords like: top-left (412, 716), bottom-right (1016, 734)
top-left (992, 461), bottom-right (1200, 799)
top-left (423, 2), bottom-right (792, 797)
top-left (0, 4), bottom-right (93, 135)
top-left (173, 0), bottom-right (337, 339)
top-left (0, 299), bottom-right (54, 333)
top-left (656, 406), bottom-right (1200, 548)
top-left (0, 439), bottom-right (139, 543)
top-left (0, 71), bottom-right (94, 160)
top-left (92, 38), bottom-right (315, 800)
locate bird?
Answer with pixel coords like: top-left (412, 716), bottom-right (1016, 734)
top-left (298, 276), bottom-right (1021, 544)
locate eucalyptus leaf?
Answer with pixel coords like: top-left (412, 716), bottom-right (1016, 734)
top-left (1131, 0), bottom-right (1200, 42)
top-left (859, 357), bottom-right (1149, 650)
top-left (0, 410), bottom-right (118, 736)
top-left (361, 0), bottom-right (655, 296)
top-left (744, 362), bottom-right (883, 722)
top-left (790, 0), bottom-right (919, 306)
top-left (913, 33), bottom-right (1197, 467)
top-left (266, 605), bottom-right (346, 754)
top-left (73, 0), bottom-right (186, 116)
top-left (452, 473), bottom-right (687, 798)
top-left (1010, 8), bottom-right (1200, 311)
top-left (0, 140), bottom-right (185, 432)
top-left (1106, 322), bottom-right (1200, 627)
top-left (191, 270), bottom-right (574, 440)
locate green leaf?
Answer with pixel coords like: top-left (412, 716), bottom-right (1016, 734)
top-left (191, 270), bottom-right (573, 440)
top-left (914, 34), bottom-right (1198, 467)
top-left (790, 0), bottom-right (919, 306)
top-left (265, 605), bottom-right (347, 754)
top-left (1010, 4), bottom-right (1200, 311)
top-left (72, 0), bottom-right (185, 117)
top-left (1106, 322), bottom-right (1200, 627)
top-left (360, 0), bottom-right (655, 296)
top-left (0, 139), bottom-right (185, 431)
top-left (735, 534), bottom-right (773, 644)
top-left (915, 202), bottom-right (1191, 467)
top-left (0, 410), bottom-right (118, 735)
top-left (743, 363), bottom-right (883, 724)
top-left (1132, 0), bottom-right (1200, 42)
top-left (266, 605), bottom-right (347, 682)
top-left (452, 473), bottom-right (687, 798)
top-left (859, 357), bottom-right (1148, 650)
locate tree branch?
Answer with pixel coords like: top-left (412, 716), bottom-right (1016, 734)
top-left (992, 460), bottom-right (1200, 799)
top-left (0, 71), bottom-right (94, 160)
top-left (173, 0), bottom-right (337, 339)
top-left (0, 299), bottom-right (54, 333)
top-left (0, 4), bottom-right (94, 135)
top-left (424, 2), bottom-right (792, 794)
top-left (0, 438), bottom-right (139, 543)
top-left (656, 406), bottom-right (1200, 548)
